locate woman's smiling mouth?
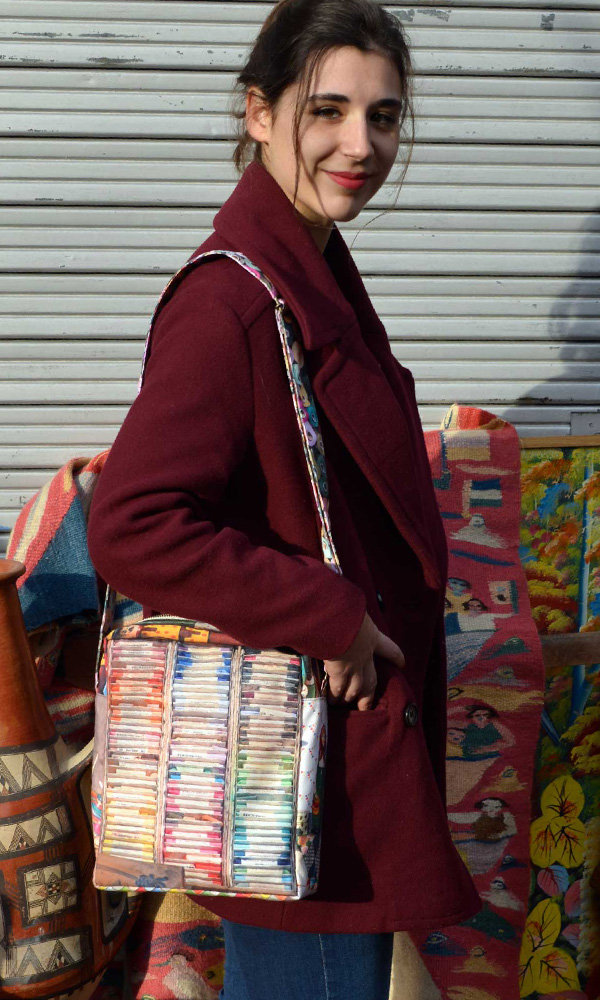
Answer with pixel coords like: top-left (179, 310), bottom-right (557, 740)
top-left (325, 171), bottom-right (373, 190)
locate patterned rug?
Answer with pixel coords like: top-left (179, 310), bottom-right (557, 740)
top-left (87, 894), bottom-right (224, 1000)
top-left (7, 452), bottom-right (143, 690)
top-left (391, 411), bottom-right (600, 1000)
top-left (45, 681), bottom-right (95, 749)
top-left (392, 404), bottom-right (546, 1000)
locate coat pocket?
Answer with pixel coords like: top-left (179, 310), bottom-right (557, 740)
top-left (316, 659), bottom-right (424, 901)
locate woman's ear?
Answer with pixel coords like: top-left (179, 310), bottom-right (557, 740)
top-left (245, 88), bottom-right (272, 144)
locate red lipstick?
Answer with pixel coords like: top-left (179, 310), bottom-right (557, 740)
top-left (326, 171), bottom-right (372, 191)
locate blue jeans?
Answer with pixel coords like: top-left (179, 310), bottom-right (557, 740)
top-left (219, 919), bottom-right (394, 1000)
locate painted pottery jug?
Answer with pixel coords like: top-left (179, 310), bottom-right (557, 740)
top-left (0, 559), bottom-right (137, 998)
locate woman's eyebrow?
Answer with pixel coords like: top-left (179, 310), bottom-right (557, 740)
top-left (308, 92), bottom-right (402, 110)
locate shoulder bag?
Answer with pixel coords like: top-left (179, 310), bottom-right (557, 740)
top-left (92, 250), bottom-right (342, 901)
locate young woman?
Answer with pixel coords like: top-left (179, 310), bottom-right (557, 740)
top-left (88, 0), bottom-right (480, 996)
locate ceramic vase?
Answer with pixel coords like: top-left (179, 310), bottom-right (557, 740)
top-left (0, 559), bottom-right (137, 998)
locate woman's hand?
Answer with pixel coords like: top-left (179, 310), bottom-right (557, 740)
top-left (323, 611), bottom-right (405, 711)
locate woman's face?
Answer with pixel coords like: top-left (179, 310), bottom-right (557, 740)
top-left (247, 46), bottom-right (403, 234)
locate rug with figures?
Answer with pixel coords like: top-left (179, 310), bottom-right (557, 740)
top-left (391, 406), bottom-right (600, 1000)
top-left (398, 404), bottom-right (547, 1000)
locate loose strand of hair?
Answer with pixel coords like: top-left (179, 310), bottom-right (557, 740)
top-left (349, 104), bottom-right (416, 252)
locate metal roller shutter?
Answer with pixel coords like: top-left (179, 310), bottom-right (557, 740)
top-left (1, 0), bottom-right (599, 553)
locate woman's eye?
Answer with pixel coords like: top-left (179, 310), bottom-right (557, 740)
top-left (372, 113), bottom-right (399, 127)
top-left (313, 107), bottom-right (340, 119)
top-left (312, 107), bottom-right (398, 127)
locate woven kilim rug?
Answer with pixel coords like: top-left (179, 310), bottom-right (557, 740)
top-left (391, 404), bottom-right (546, 1000)
top-left (7, 451), bottom-right (143, 686)
top-left (120, 894), bottom-right (224, 999)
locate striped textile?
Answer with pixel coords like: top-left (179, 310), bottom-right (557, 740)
top-left (7, 451), bottom-right (143, 686)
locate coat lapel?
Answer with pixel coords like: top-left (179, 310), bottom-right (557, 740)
top-left (214, 162), bottom-right (441, 590)
top-left (312, 332), bottom-right (440, 590)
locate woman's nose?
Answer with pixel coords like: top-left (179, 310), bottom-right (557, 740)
top-left (339, 116), bottom-right (374, 161)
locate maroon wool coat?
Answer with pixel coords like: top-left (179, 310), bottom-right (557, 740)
top-left (88, 160), bottom-right (481, 934)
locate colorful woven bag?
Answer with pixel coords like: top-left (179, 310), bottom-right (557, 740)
top-left (92, 251), bottom-right (342, 901)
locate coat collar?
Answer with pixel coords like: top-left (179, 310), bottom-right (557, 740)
top-left (214, 162), bottom-right (442, 589)
top-left (214, 161), bottom-right (358, 351)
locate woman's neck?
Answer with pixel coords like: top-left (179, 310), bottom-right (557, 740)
top-left (304, 221), bottom-right (333, 254)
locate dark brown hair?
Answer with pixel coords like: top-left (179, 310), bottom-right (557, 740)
top-left (230, 0), bottom-right (415, 222)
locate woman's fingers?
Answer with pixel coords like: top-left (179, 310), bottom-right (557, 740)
top-left (355, 660), bottom-right (377, 711)
top-left (326, 670), bottom-right (347, 704)
top-left (322, 613), bottom-right (404, 711)
top-left (325, 659), bottom-right (377, 709)
top-left (374, 630), bottom-right (406, 670)
top-left (343, 671), bottom-right (369, 705)
top-left (356, 690), bottom-right (375, 712)
top-left (341, 667), bottom-right (375, 709)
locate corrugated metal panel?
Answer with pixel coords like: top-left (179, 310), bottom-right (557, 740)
top-left (1, 1), bottom-right (599, 554)
top-left (2, 73), bottom-right (599, 143)
top-left (2, 139), bottom-right (600, 207)
top-left (1, 212), bottom-right (599, 273)
top-left (1, 4), bottom-right (597, 74)
top-left (1, 273), bottom-right (598, 339)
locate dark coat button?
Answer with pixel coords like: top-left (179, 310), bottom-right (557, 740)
top-left (404, 703), bottom-right (419, 727)
top-left (376, 591), bottom-right (385, 611)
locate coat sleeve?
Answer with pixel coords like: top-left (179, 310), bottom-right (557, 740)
top-left (87, 275), bottom-right (367, 661)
